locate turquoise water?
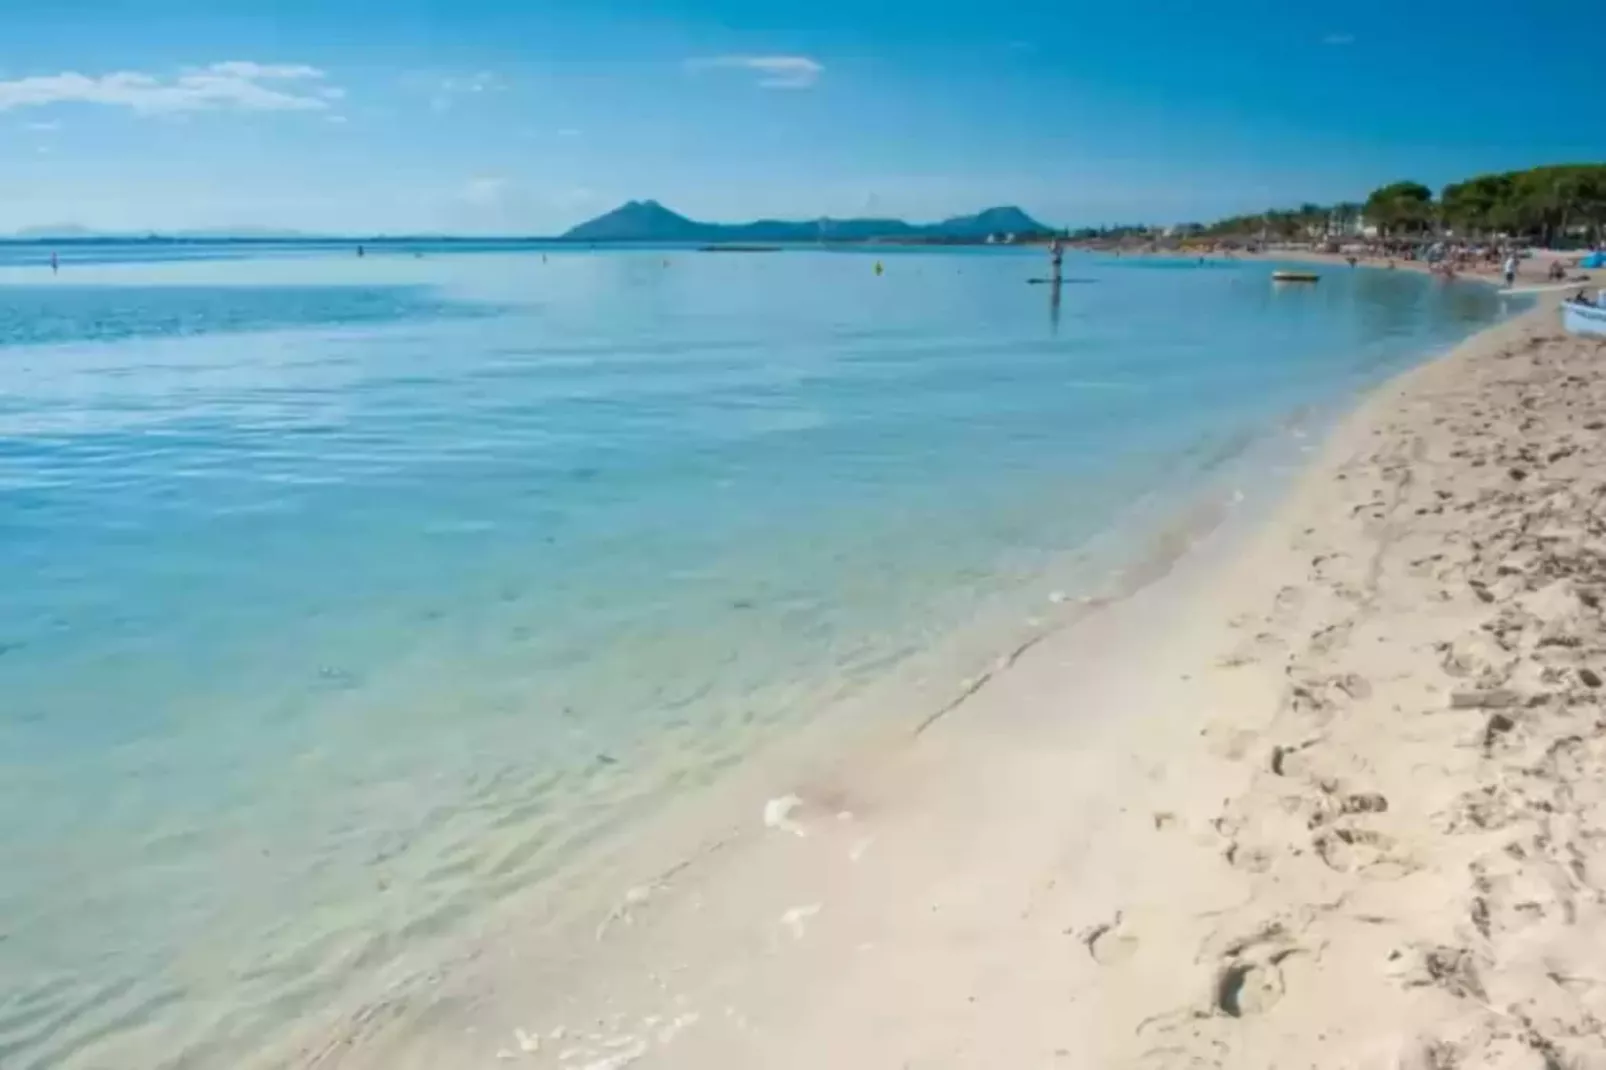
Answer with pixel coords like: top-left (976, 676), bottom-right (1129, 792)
top-left (0, 245), bottom-right (1510, 1068)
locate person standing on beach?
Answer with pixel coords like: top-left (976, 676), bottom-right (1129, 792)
top-left (1503, 252), bottom-right (1517, 288)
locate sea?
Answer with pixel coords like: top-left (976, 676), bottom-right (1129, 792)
top-left (0, 241), bottom-right (1515, 1069)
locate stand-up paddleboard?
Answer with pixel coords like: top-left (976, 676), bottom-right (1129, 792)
top-left (1271, 270), bottom-right (1319, 283)
top-left (1502, 282), bottom-right (1592, 295)
top-left (1026, 277), bottom-right (1096, 285)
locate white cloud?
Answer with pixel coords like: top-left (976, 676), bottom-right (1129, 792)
top-left (442, 71), bottom-right (501, 94)
top-left (0, 61), bottom-right (339, 115)
top-left (1322, 33), bottom-right (1356, 45)
top-left (325, 114), bottom-right (348, 124)
top-left (429, 71), bottom-right (503, 113)
top-left (460, 176), bottom-right (509, 207)
top-left (25, 120), bottom-right (60, 131)
top-left (686, 55), bottom-right (823, 90)
top-left (206, 61), bottom-right (324, 80)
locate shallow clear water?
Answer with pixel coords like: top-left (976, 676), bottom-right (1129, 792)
top-left (0, 244), bottom-right (1511, 1068)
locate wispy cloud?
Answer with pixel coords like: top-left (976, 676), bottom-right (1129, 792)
top-left (0, 62), bottom-right (339, 115)
top-left (1323, 33), bottom-right (1356, 46)
top-left (556, 127), bottom-right (581, 137)
top-left (206, 61), bottom-right (324, 80)
top-left (460, 176), bottom-right (509, 207)
top-left (25, 119), bottom-right (60, 131)
top-left (429, 71), bottom-right (503, 113)
top-left (686, 55), bottom-right (823, 90)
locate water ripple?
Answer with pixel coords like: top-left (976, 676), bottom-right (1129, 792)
top-left (0, 247), bottom-right (1511, 1068)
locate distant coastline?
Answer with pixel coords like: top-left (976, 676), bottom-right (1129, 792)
top-left (0, 232), bottom-right (1052, 250)
top-left (1, 201), bottom-right (1062, 249)
top-left (12, 164), bottom-right (1600, 252)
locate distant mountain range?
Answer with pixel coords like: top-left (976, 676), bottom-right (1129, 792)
top-left (560, 201), bottom-right (1052, 243)
top-left (4, 204), bottom-right (1052, 244)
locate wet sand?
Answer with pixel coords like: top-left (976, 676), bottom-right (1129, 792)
top-left (304, 294), bottom-right (1606, 1069)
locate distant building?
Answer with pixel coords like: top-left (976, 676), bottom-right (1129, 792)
top-left (1320, 212), bottom-right (1374, 240)
top-left (1344, 215), bottom-right (1378, 239)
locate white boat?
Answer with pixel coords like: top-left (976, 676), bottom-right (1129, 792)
top-left (1563, 299), bottom-right (1606, 337)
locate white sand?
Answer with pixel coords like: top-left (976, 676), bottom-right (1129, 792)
top-left (303, 292), bottom-right (1606, 1069)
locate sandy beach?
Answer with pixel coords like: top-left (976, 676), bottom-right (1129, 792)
top-left (1240, 246), bottom-right (1598, 292)
top-left (306, 283), bottom-right (1606, 1070)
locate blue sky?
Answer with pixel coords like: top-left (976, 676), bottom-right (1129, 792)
top-left (0, 0), bottom-right (1601, 234)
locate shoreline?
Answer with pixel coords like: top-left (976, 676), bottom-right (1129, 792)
top-left (1094, 242), bottom-right (1600, 298)
top-left (1239, 246), bottom-right (1597, 293)
top-left (287, 285), bottom-right (1603, 1067)
top-left (279, 345), bottom-right (1320, 1070)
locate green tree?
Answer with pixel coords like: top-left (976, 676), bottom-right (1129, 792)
top-left (1364, 181), bottom-right (1435, 236)
top-left (1296, 202), bottom-right (1326, 236)
top-left (1440, 173), bottom-right (1513, 236)
top-left (1190, 164), bottom-right (1606, 247)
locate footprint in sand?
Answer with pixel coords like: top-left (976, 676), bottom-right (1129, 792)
top-left (1134, 1043), bottom-right (1226, 1070)
top-left (1082, 913), bottom-right (1141, 965)
top-left (1268, 738), bottom-right (1322, 778)
top-left (1307, 619), bottom-right (1355, 657)
top-left (1224, 839), bottom-right (1274, 874)
top-left (1313, 824), bottom-right (1415, 879)
top-left (1125, 936), bottom-right (1289, 1062)
top-left (1215, 959), bottom-right (1286, 1017)
top-left (1207, 925), bottom-right (1305, 1018)
top-left (1205, 724), bottom-right (1258, 762)
top-left (1399, 1038), bottom-right (1467, 1070)
top-left (1270, 584), bottom-right (1306, 625)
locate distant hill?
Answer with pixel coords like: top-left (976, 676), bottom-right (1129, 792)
top-left (928, 206), bottom-right (1046, 239)
top-left (560, 200), bottom-right (1051, 243)
top-left (561, 201), bottom-right (708, 242)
